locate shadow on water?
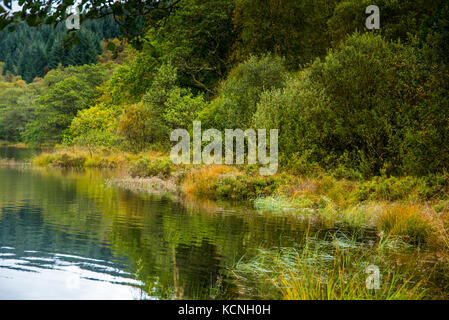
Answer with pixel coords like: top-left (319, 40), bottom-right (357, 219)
top-left (0, 146), bottom-right (41, 162)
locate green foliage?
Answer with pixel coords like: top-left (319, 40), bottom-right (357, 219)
top-left (254, 33), bottom-right (449, 176)
top-left (1, 0), bottom-right (449, 181)
top-left (420, 0), bottom-right (449, 65)
top-left (233, 0), bottom-right (337, 68)
top-left (355, 176), bottom-right (423, 202)
top-left (118, 64), bottom-right (205, 151)
top-left (162, 88), bottom-right (206, 130)
top-left (0, 20), bottom-right (118, 82)
top-left (22, 64), bottom-right (111, 146)
top-left (156, 0), bottom-right (236, 94)
top-left (328, 0), bottom-right (445, 46)
top-left (70, 104), bottom-right (119, 137)
top-left (71, 130), bottom-right (120, 155)
top-left (0, 75), bottom-right (44, 142)
top-left (118, 102), bottom-right (163, 151)
top-left (215, 174), bottom-right (280, 201)
top-left (107, 41), bottom-right (161, 105)
top-left (199, 55), bottom-right (287, 130)
top-left (69, 103), bottom-right (120, 152)
top-left (355, 174), bottom-right (449, 202)
top-left (0, 1), bottom-right (177, 48)
top-left (130, 158), bottom-right (172, 178)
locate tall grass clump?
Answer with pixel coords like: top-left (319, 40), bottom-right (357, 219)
top-left (377, 204), bottom-right (432, 244)
top-left (183, 165), bottom-right (236, 198)
top-left (230, 234), bottom-right (427, 300)
top-left (253, 196), bottom-right (297, 213)
top-left (130, 157), bottom-right (172, 178)
top-left (32, 152), bottom-right (87, 168)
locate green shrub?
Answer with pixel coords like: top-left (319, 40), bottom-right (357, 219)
top-left (215, 174), bottom-right (280, 200)
top-left (130, 158), bottom-right (172, 178)
top-left (355, 176), bottom-right (419, 202)
top-left (331, 164), bottom-right (363, 181)
top-left (118, 64), bottom-right (206, 151)
top-left (198, 55), bottom-right (287, 130)
top-left (52, 153), bottom-right (86, 168)
top-left (328, 0), bottom-right (444, 45)
top-left (254, 33), bottom-right (449, 176)
top-left (416, 174), bottom-right (449, 200)
top-left (282, 151), bottom-right (322, 177)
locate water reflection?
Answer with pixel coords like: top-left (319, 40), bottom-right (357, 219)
top-left (0, 146), bottom-right (40, 161)
top-left (2, 147), bottom-right (448, 299)
top-left (0, 246), bottom-right (146, 299)
top-left (0, 162), bottom-right (313, 299)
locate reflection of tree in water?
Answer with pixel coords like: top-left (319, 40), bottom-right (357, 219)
top-left (173, 241), bottom-right (222, 299)
top-left (0, 146), bottom-right (40, 161)
top-left (0, 203), bottom-right (45, 252)
top-left (0, 203), bottom-right (127, 270)
top-left (0, 165), bottom-right (313, 299)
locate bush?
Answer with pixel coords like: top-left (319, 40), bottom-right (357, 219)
top-left (254, 33), bottom-right (449, 176)
top-left (355, 174), bottom-right (449, 202)
top-left (52, 153), bottom-right (86, 168)
top-left (183, 165), bottom-right (235, 198)
top-left (118, 64), bottom-right (206, 150)
top-left (355, 176), bottom-right (421, 202)
top-left (377, 204), bottom-right (431, 244)
top-left (328, 0), bottom-right (445, 46)
top-left (417, 174), bottom-right (449, 200)
top-left (215, 174), bottom-right (280, 200)
top-left (130, 158), bottom-right (172, 178)
top-left (198, 55), bottom-right (287, 130)
top-left (118, 101), bottom-right (166, 151)
top-left (22, 64), bottom-right (111, 146)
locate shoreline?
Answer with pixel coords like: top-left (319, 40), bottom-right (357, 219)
top-left (1, 145), bottom-right (448, 299)
top-left (0, 141), bottom-right (28, 148)
top-left (27, 147), bottom-right (449, 254)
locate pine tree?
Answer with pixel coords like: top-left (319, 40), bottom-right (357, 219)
top-left (48, 41), bottom-right (65, 69)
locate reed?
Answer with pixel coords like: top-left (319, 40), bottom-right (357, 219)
top-left (183, 165), bottom-right (236, 198)
top-left (377, 203), bottom-right (432, 244)
top-left (230, 233), bottom-right (428, 300)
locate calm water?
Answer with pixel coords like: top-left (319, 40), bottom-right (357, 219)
top-left (2, 148), bottom-right (447, 299)
top-left (0, 147), bottom-right (320, 300)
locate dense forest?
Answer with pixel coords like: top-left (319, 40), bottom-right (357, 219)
top-left (0, 17), bottom-right (120, 82)
top-left (0, 0), bottom-right (448, 177)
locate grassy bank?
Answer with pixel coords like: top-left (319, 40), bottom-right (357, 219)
top-left (0, 141), bottom-right (28, 148)
top-left (31, 148), bottom-right (449, 251)
top-left (30, 148), bottom-right (449, 299)
top-left (229, 232), bottom-right (430, 300)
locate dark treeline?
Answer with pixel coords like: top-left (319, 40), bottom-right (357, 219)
top-left (0, 17), bottom-right (120, 82)
top-left (0, 0), bottom-right (448, 177)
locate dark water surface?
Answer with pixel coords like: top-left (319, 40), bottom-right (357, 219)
top-left (0, 147), bottom-right (315, 299)
top-left (0, 146), bottom-right (40, 161)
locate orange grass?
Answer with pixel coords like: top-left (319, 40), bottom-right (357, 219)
top-left (183, 165), bottom-right (236, 198)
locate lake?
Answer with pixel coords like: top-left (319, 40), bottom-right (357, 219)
top-left (1, 146), bottom-right (447, 300)
top-left (0, 146), bottom-right (320, 299)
